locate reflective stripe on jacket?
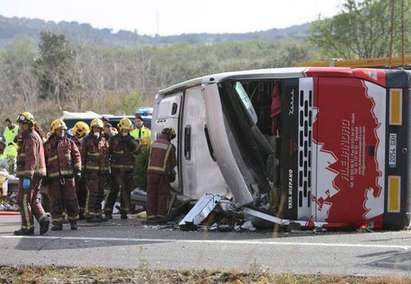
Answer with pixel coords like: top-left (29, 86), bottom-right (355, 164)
top-left (44, 135), bottom-right (81, 178)
top-left (147, 134), bottom-right (176, 175)
top-left (130, 126), bottom-right (151, 140)
top-left (16, 129), bottom-right (46, 178)
top-left (81, 133), bottom-right (109, 172)
top-left (109, 134), bottom-right (138, 171)
top-left (3, 125), bottom-right (18, 145)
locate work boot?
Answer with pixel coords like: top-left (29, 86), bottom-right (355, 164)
top-left (51, 223), bottom-right (63, 231)
top-left (14, 227), bottom-right (34, 236)
top-left (70, 221), bottom-right (78, 230)
top-left (39, 218), bottom-right (50, 235)
top-left (120, 213), bottom-right (128, 220)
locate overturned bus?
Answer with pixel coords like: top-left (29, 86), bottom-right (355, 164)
top-left (152, 67), bottom-right (411, 230)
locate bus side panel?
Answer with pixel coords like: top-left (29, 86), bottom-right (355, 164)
top-left (384, 71), bottom-right (410, 229)
top-left (312, 77), bottom-right (386, 228)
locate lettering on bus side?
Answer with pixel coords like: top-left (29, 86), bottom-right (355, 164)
top-left (288, 89), bottom-right (295, 116)
top-left (288, 169), bottom-right (293, 209)
top-left (389, 133), bottom-right (397, 168)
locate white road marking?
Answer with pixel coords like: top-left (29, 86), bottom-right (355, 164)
top-left (0, 235), bottom-right (410, 250)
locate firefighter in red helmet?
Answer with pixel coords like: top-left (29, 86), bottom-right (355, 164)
top-left (146, 127), bottom-right (177, 224)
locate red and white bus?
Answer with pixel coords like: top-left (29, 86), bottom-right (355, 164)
top-left (153, 67), bottom-right (411, 229)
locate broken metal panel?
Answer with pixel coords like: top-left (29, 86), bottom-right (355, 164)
top-left (243, 207), bottom-right (328, 228)
top-left (179, 193), bottom-right (222, 226)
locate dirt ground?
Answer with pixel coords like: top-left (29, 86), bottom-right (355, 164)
top-left (0, 266), bottom-right (410, 284)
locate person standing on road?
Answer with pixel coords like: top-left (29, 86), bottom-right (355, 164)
top-left (14, 112), bottom-right (50, 236)
top-left (146, 128), bottom-right (177, 224)
top-left (3, 118), bottom-right (19, 145)
top-left (44, 119), bottom-right (82, 231)
top-left (104, 117), bottom-right (138, 219)
top-left (81, 118), bottom-right (109, 223)
top-left (71, 121), bottom-right (90, 220)
top-left (130, 114), bottom-right (151, 144)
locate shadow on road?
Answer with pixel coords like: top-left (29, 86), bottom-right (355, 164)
top-left (360, 250), bottom-right (411, 272)
top-left (14, 238), bottom-right (169, 251)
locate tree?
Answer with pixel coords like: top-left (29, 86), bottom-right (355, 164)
top-left (310, 0), bottom-right (411, 59)
top-left (33, 32), bottom-right (77, 110)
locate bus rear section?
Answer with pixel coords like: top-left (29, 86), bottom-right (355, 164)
top-left (204, 68), bottom-right (410, 230)
top-left (283, 68), bottom-right (411, 229)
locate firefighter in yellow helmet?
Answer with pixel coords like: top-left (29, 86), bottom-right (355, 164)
top-left (71, 121), bottom-right (90, 219)
top-left (81, 118), bottom-right (109, 222)
top-left (72, 121), bottom-right (90, 147)
top-left (104, 117), bottom-right (138, 219)
top-left (44, 119), bottom-right (81, 230)
top-left (14, 112), bottom-right (49, 235)
top-left (146, 127), bottom-right (177, 224)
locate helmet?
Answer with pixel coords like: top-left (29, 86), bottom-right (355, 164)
top-left (50, 119), bottom-right (68, 134)
top-left (118, 117), bottom-right (133, 132)
top-left (141, 136), bottom-right (151, 145)
top-left (90, 118), bottom-right (104, 129)
top-left (161, 128), bottom-right (176, 140)
top-left (72, 121), bottom-right (90, 138)
top-left (17, 112), bottom-right (35, 124)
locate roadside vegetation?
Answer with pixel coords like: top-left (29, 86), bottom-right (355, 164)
top-left (0, 265), bottom-right (410, 284)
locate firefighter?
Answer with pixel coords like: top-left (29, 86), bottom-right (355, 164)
top-left (3, 118), bottom-right (19, 145)
top-left (130, 114), bottom-right (151, 144)
top-left (14, 112), bottom-right (49, 236)
top-left (71, 121), bottom-right (90, 219)
top-left (103, 122), bottom-right (117, 139)
top-left (146, 127), bottom-right (177, 224)
top-left (81, 118), bottom-right (109, 222)
top-left (45, 119), bottom-right (81, 231)
top-left (104, 117), bottom-right (138, 219)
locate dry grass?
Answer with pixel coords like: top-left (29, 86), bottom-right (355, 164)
top-left (0, 91), bottom-right (153, 131)
top-left (0, 266), bottom-right (409, 284)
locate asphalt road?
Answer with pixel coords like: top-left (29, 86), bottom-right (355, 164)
top-left (1, 215), bottom-right (411, 277)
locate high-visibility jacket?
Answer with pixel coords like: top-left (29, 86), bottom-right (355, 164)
top-left (3, 125), bottom-right (19, 145)
top-left (147, 134), bottom-right (176, 175)
top-left (130, 126), bottom-right (151, 143)
top-left (81, 133), bottom-right (109, 173)
top-left (16, 129), bottom-right (46, 178)
top-left (4, 143), bottom-right (17, 159)
top-left (44, 135), bottom-right (81, 178)
top-left (109, 134), bottom-right (138, 171)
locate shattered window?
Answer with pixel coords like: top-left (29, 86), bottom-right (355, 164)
top-left (234, 81), bottom-right (258, 124)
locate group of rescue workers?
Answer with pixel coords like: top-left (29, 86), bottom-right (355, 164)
top-left (6, 111), bottom-right (177, 236)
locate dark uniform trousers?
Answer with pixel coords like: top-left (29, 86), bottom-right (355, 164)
top-left (48, 178), bottom-right (79, 224)
top-left (17, 174), bottom-right (46, 229)
top-left (104, 169), bottom-right (133, 215)
top-left (85, 171), bottom-right (106, 217)
top-left (146, 173), bottom-right (170, 218)
top-left (76, 177), bottom-right (87, 216)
